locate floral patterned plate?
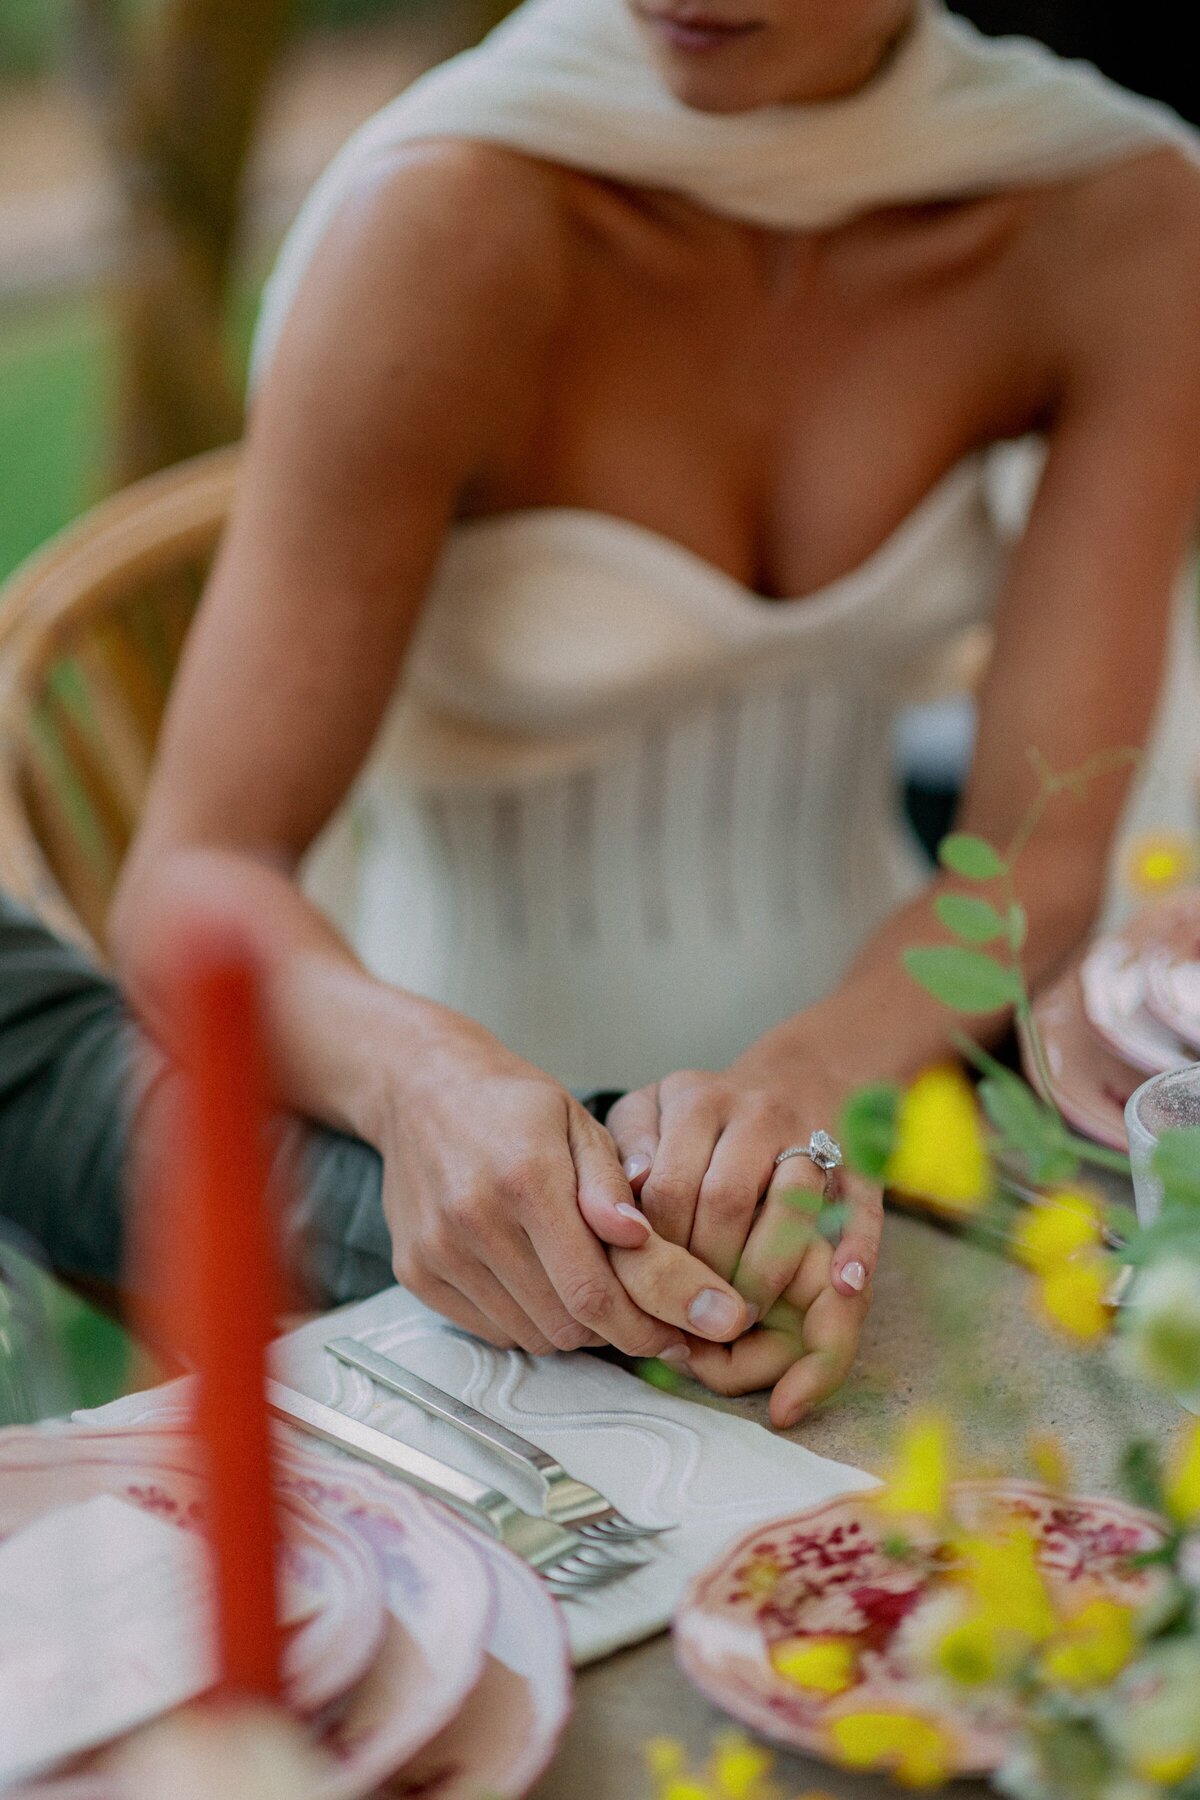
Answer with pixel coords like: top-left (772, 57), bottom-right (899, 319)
top-left (674, 1481), bottom-right (1165, 1776)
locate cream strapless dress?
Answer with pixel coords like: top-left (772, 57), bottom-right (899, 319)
top-left (303, 451), bottom-right (1199, 1091)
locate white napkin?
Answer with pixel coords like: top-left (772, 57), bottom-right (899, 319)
top-left (85, 1287), bottom-right (875, 1664)
top-left (0, 1496), bottom-right (212, 1787)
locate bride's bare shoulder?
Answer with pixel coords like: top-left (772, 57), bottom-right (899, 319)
top-left (344, 137), bottom-right (570, 244)
top-left (281, 139), bottom-right (573, 358)
top-left (1018, 147), bottom-right (1200, 392)
top-left (1034, 146), bottom-right (1200, 314)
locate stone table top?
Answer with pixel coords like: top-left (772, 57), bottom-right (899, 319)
top-left (530, 1199), bottom-right (1181, 1800)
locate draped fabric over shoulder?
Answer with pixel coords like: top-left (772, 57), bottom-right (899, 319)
top-left (252, 0), bottom-right (1195, 379)
top-left (251, 0), bottom-right (1200, 1090)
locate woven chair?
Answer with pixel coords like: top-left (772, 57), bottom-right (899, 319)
top-left (0, 447), bottom-right (240, 956)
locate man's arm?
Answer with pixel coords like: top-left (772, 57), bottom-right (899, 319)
top-left (0, 890), bottom-right (388, 1304)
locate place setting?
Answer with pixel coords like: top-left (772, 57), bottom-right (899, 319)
top-left (0, 944), bottom-right (877, 1798)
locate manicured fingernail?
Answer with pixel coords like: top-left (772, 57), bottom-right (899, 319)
top-left (616, 1202), bottom-right (651, 1237)
top-left (658, 1344), bottom-right (691, 1367)
top-left (781, 1405), bottom-right (806, 1430)
top-left (688, 1289), bottom-right (743, 1337)
top-left (841, 1260), bottom-right (867, 1293)
top-left (623, 1154), bottom-right (651, 1180)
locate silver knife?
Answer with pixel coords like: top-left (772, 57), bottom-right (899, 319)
top-left (266, 1378), bottom-right (642, 1586)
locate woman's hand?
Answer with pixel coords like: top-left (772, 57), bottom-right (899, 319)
top-left (682, 1230), bottom-right (871, 1429)
top-left (605, 1047), bottom-right (884, 1314)
top-left (379, 1028), bottom-right (754, 1359)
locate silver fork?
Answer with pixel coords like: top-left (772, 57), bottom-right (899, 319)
top-left (327, 1338), bottom-right (675, 1543)
top-left (267, 1379), bottom-right (643, 1598)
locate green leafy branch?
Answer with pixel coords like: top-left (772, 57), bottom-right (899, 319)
top-left (898, 748), bottom-right (1140, 1185)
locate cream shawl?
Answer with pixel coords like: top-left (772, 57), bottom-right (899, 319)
top-left (253, 0), bottom-right (1195, 378)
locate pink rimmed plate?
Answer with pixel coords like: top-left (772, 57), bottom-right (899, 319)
top-left (268, 1446), bottom-right (497, 1800)
top-left (0, 1423), bottom-right (386, 1722)
top-left (48, 1404), bottom-right (569, 1799)
top-left (674, 1480), bottom-right (1164, 1777)
top-left (1145, 943), bottom-right (1200, 1053)
top-left (1022, 964), bottom-right (1140, 1151)
top-left (1079, 932), bottom-right (1192, 1076)
top-left (393, 1513), bottom-right (573, 1800)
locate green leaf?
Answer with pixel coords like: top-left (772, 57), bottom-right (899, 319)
top-left (839, 1084), bottom-right (900, 1181)
top-left (978, 1066), bottom-right (1077, 1184)
top-left (1120, 1439), bottom-right (1165, 1514)
top-left (937, 833), bottom-right (1007, 882)
top-left (1007, 903), bottom-right (1028, 952)
top-left (934, 893), bottom-right (1007, 944)
top-left (1122, 1216), bottom-right (1200, 1266)
top-left (903, 946), bottom-right (1023, 1014)
top-left (1152, 1128), bottom-right (1200, 1210)
top-left (978, 1066), bottom-right (1047, 1140)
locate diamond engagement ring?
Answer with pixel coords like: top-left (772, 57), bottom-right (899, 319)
top-left (774, 1131), bottom-right (844, 1195)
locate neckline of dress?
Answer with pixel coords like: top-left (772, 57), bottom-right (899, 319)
top-left (448, 453), bottom-right (988, 633)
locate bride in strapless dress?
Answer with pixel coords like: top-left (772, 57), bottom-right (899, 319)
top-left (113, 0), bottom-right (1200, 1425)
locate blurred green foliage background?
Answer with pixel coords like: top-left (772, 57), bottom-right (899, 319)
top-left (0, 0), bottom-right (429, 79)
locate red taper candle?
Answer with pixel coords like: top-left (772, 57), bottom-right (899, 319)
top-left (171, 933), bottom-right (283, 1702)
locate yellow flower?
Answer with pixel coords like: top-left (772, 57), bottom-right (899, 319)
top-left (1126, 832), bottom-right (1197, 896)
top-left (1027, 1431), bottom-right (1071, 1492)
top-left (885, 1066), bottom-right (992, 1213)
top-left (771, 1637), bottom-right (856, 1695)
top-left (1012, 1192), bottom-right (1114, 1343)
top-left (876, 1413), bottom-right (952, 1524)
top-left (1036, 1257), bottom-right (1113, 1343)
top-left (954, 1530), bottom-right (1056, 1646)
top-left (933, 1613), bottom-right (1009, 1687)
top-left (1038, 1599), bottom-right (1136, 1690)
top-left (1014, 1192), bottom-right (1105, 1271)
top-left (1165, 1419), bottom-right (1200, 1526)
top-left (1138, 1749), bottom-right (1200, 1784)
top-left (828, 1712), bottom-right (952, 1787)
top-left (711, 1735), bottom-right (774, 1800)
top-left (646, 1734), bottom-right (783, 1800)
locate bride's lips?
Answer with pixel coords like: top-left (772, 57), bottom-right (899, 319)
top-left (636, 7), bottom-right (765, 53)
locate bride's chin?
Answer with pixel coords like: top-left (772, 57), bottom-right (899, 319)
top-left (649, 60), bottom-right (782, 115)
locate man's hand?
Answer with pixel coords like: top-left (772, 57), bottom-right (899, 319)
top-left (382, 1035), bottom-right (754, 1358)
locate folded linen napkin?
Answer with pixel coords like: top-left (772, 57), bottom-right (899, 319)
top-left (80, 1285), bottom-right (876, 1665)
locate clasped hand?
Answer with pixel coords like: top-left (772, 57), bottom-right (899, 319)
top-left (382, 1036), bottom-right (879, 1427)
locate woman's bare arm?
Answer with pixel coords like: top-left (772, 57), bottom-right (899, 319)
top-left (112, 143), bottom-right (752, 1361)
top-left (607, 154), bottom-right (1200, 1415)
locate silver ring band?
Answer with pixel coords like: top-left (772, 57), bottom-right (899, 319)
top-left (774, 1131), bottom-right (844, 1194)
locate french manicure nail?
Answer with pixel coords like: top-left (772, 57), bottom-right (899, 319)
top-left (623, 1153), bottom-right (652, 1181)
top-left (841, 1260), bottom-right (867, 1293)
top-left (658, 1344), bottom-right (692, 1367)
top-left (616, 1202), bottom-right (651, 1236)
top-left (688, 1289), bottom-right (743, 1337)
